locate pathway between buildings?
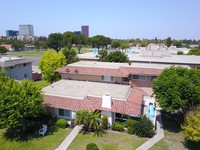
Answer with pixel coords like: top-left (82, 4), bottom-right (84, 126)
top-left (136, 110), bottom-right (164, 150)
top-left (56, 125), bottom-right (82, 150)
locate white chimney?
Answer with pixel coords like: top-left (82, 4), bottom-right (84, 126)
top-left (102, 93), bottom-right (112, 108)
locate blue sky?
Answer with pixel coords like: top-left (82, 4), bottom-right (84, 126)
top-left (1, 0), bottom-right (200, 39)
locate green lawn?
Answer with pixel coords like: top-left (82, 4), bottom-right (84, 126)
top-left (150, 111), bottom-right (200, 150)
top-left (6, 48), bottom-right (92, 57)
top-left (67, 131), bottom-right (147, 150)
top-left (0, 128), bottom-right (71, 150)
top-left (34, 80), bottom-right (50, 90)
top-left (149, 139), bottom-right (168, 150)
top-left (7, 50), bottom-right (46, 56)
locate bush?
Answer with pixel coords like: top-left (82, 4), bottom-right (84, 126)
top-left (124, 119), bottom-right (137, 128)
top-left (100, 116), bottom-right (108, 129)
top-left (56, 119), bottom-right (68, 129)
top-left (135, 115), bottom-right (155, 138)
top-left (177, 51), bottom-right (184, 55)
top-left (86, 143), bottom-right (99, 150)
top-left (111, 122), bottom-right (124, 132)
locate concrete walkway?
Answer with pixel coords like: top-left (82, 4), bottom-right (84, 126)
top-left (56, 125), bottom-right (82, 150)
top-left (136, 110), bottom-right (164, 150)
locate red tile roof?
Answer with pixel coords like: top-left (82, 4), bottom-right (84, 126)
top-left (44, 88), bottom-right (143, 116)
top-left (57, 65), bottom-right (163, 77)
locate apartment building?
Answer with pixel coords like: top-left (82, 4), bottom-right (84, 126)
top-left (43, 61), bottom-right (187, 125)
top-left (0, 55), bottom-right (32, 80)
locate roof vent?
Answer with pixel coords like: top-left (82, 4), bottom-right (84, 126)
top-left (66, 68), bottom-right (70, 72)
top-left (102, 93), bottom-right (112, 108)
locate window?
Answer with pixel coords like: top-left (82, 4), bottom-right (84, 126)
top-left (122, 77), bottom-right (129, 82)
top-left (10, 66), bottom-right (14, 69)
top-left (151, 76), bottom-right (157, 81)
top-left (58, 109), bottom-right (70, 118)
top-left (132, 75), bottom-right (147, 80)
top-left (24, 74), bottom-right (28, 78)
top-left (101, 75), bottom-right (114, 82)
top-left (23, 63), bottom-right (28, 67)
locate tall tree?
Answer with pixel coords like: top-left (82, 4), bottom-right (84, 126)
top-left (75, 34), bottom-right (87, 54)
top-left (11, 39), bottom-right (24, 50)
top-left (181, 109), bottom-right (200, 142)
top-left (173, 40), bottom-right (182, 48)
top-left (90, 35), bottom-right (106, 49)
top-left (105, 51), bottom-right (129, 63)
top-left (165, 37), bottom-right (172, 47)
top-left (152, 66), bottom-right (200, 114)
top-left (39, 50), bottom-right (66, 83)
top-left (0, 75), bottom-right (44, 129)
top-left (0, 46), bottom-right (7, 54)
top-left (47, 33), bottom-right (63, 52)
top-left (62, 31), bottom-right (76, 46)
top-left (111, 40), bottom-right (120, 49)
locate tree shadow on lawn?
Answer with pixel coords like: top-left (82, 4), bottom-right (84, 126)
top-left (3, 125), bottom-right (58, 142)
top-left (183, 140), bottom-right (200, 150)
top-left (161, 110), bottom-right (182, 133)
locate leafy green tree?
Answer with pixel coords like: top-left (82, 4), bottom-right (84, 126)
top-left (90, 35), bottom-right (106, 49)
top-left (98, 50), bottom-right (108, 61)
top-left (34, 40), bottom-right (41, 49)
top-left (111, 40), bottom-right (120, 49)
top-left (165, 37), bottom-right (172, 47)
top-left (173, 40), bottom-right (182, 48)
top-left (105, 51), bottom-right (129, 63)
top-left (47, 33), bottom-right (63, 52)
top-left (188, 47), bottom-right (200, 55)
top-left (152, 66), bottom-right (200, 114)
top-left (11, 39), bottom-right (24, 50)
top-left (39, 50), bottom-right (66, 83)
top-left (0, 46), bottom-right (7, 54)
top-left (103, 37), bottom-right (112, 49)
top-left (62, 47), bottom-right (78, 64)
top-left (75, 34), bottom-right (87, 54)
top-left (62, 31), bottom-right (76, 46)
top-left (0, 76), bottom-right (44, 129)
top-left (120, 42), bottom-right (130, 50)
top-left (182, 110), bottom-right (200, 142)
top-left (139, 39), bottom-right (149, 47)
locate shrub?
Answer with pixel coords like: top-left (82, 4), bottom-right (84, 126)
top-left (100, 116), bottom-right (108, 129)
top-left (177, 51), bottom-right (184, 55)
top-left (128, 126), bottom-right (135, 134)
top-left (86, 143), bottom-right (99, 150)
top-left (124, 119), bottom-right (137, 127)
top-left (56, 119), bottom-right (68, 129)
top-left (135, 115), bottom-right (155, 138)
top-left (111, 122), bottom-right (124, 132)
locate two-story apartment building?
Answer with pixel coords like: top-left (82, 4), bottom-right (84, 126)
top-left (0, 55), bottom-right (32, 80)
top-left (43, 61), bottom-right (188, 125)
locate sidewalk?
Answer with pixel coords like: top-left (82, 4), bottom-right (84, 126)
top-left (136, 110), bottom-right (164, 150)
top-left (56, 125), bottom-right (82, 150)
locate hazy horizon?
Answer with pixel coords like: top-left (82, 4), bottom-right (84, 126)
top-left (1, 0), bottom-right (200, 40)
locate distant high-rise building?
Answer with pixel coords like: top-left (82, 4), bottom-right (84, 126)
top-left (6, 30), bottom-right (19, 37)
top-left (81, 26), bottom-right (89, 38)
top-left (74, 31), bottom-right (81, 35)
top-left (19, 25), bottom-right (34, 36)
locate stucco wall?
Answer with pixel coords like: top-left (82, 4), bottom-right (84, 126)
top-left (61, 73), bottom-right (123, 83)
top-left (5, 62), bottom-right (32, 80)
top-left (101, 111), bottom-right (113, 126)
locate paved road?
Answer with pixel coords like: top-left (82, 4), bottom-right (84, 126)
top-left (26, 56), bottom-right (41, 66)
